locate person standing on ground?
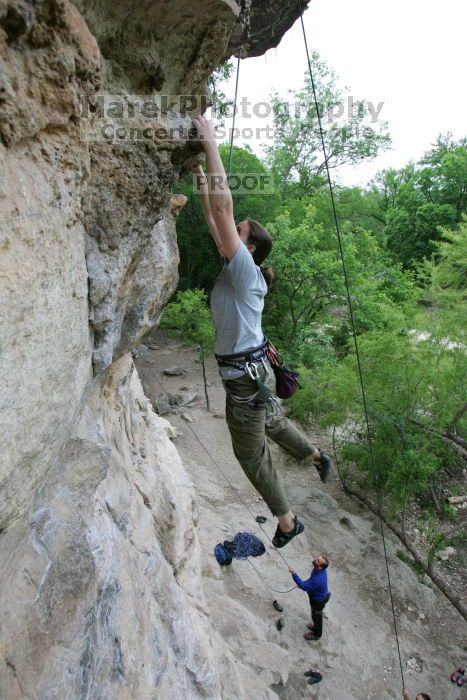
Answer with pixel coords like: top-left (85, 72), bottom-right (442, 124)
top-left (289, 554), bottom-right (331, 639)
top-left (191, 114), bottom-right (333, 548)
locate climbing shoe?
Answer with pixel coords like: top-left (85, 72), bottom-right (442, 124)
top-left (272, 516), bottom-right (304, 548)
top-left (315, 449), bottom-right (333, 484)
top-left (273, 600), bottom-right (283, 612)
top-left (451, 668), bottom-right (465, 683)
top-left (276, 617), bottom-right (284, 630)
top-left (303, 631), bottom-right (320, 640)
top-left (304, 670), bottom-right (322, 678)
top-left (307, 673), bottom-right (323, 685)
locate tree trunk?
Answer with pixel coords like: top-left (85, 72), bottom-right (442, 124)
top-left (429, 484), bottom-right (440, 513)
top-left (201, 354), bottom-right (211, 412)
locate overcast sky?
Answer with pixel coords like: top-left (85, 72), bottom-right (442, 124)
top-left (213, 0), bottom-right (466, 188)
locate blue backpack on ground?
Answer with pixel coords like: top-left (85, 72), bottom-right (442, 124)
top-left (214, 543), bottom-right (233, 566)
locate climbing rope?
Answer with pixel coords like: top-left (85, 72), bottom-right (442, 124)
top-left (227, 0), bottom-right (251, 181)
top-left (247, 559), bottom-right (297, 594)
top-left (227, 49), bottom-right (241, 182)
top-left (296, 0), bottom-right (406, 689)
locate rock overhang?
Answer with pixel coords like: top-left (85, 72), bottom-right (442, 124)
top-left (73, 0), bottom-right (312, 94)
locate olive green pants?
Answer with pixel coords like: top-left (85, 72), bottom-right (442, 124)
top-left (222, 360), bottom-right (316, 516)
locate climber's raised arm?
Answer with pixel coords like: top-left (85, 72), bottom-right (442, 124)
top-left (192, 115), bottom-right (239, 260)
top-left (193, 163), bottom-right (224, 255)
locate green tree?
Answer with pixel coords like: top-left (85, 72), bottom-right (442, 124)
top-left (290, 324), bottom-right (465, 511)
top-left (265, 204), bottom-right (413, 363)
top-left (265, 207), bottom-right (345, 352)
top-left (264, 52), bottom-right (391, 197)
top-left (286, 220), bottom-right (466, 510)
top-left (415, 219), bottom-right (467, 438)
top-left (375, 135), bottom-right (467, 267)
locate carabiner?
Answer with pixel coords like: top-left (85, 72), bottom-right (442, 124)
top-left (246, 361), bottom-right (259, 381)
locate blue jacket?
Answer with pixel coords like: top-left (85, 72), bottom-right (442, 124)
top-left (292, 568), bottom-right (329, 603)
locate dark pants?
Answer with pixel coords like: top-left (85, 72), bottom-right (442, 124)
top-left (309, 598), bottom-right (327, 638)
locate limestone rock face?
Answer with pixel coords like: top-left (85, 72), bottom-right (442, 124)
top-left (0, 0), bottom-right (310, 696)
top-left (0, 356), bottom-right (221, 698)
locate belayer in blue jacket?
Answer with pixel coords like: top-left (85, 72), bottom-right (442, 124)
top-left (289, 554), bottom-right (331, 640)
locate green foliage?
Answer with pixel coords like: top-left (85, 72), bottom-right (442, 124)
top-left (294, 318), bottom-right (466, 509)
top-left (416, 219), bottom-right (467, 332)
top-left (449, 532), bottom-right (467, 546)
top-left (385, 201), bottom-right (456, 266)
top-left (265, 207), bottom-right (345, 353)
top-left (375, 135), bottom-right (467, 267)
top-left (294, 325), bottom-right (338, 371)
top-left (396, 550), bottom-right (427, 581)
top-left (160, 289), bottom-right (215, 358)
top-left (284, 366), bottom-right (316, 427)
top-left (207, 60), bottom-right (236, 121)
top-left (265, 204), bottom-right (415, 362)
top-left (440, 504), bottom-right (459, 522)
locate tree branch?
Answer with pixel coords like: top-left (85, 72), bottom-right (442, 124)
top-left (409, 418), bottom-right (467, 459)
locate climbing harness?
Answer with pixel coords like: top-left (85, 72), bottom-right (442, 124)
top-left (295, 0), bottom-right (406, 689)
top-left (216, 339), bottom-right (283, 413)
top-left (216, 338), bottom-right (296, 411)
top-left (215, 337), bottom-right (269, 373)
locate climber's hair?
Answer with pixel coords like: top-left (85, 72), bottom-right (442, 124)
top-left (418, 695), bottom-right (431, 700)
top-left (246, 219), bottom-right (274, 288)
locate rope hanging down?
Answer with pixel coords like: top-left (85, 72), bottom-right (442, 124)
top-left (227, 49), bottom-right (241, 181)
top-left (296, 0), bottom-right (405, 690)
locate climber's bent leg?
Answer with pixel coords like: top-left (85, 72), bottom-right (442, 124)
top-left (224, 375), bottom-right (291, 517)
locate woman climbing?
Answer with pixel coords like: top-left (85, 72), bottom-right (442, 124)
top-left (192, 114), bottom-right (333, 548)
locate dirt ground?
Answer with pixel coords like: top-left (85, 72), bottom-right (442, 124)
top-left (135, 330), bottom-right (466, 700)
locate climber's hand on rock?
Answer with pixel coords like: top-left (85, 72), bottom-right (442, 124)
top-left (192, 115), bottom-right (217, 144)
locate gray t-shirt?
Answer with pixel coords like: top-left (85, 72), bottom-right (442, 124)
top-left (210, 242), bottom-right (267, 378)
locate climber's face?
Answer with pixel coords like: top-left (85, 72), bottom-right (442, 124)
top-left (236, 220), bottom-right (256, 257)
top-left (313, 555), bottom-right (327, 570)
top-left (236, 220), bottom-right (250, 244)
